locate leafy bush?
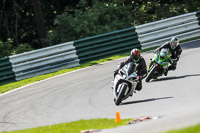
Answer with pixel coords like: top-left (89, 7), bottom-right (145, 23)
top-left (47, 1), bottom-right (134, 45)
top-left (0, 38), bottom-right (13, 58)
top-left (12, 43), bottom-right (33, 55)
top-left (0, 38), bottom-right (33, 58)
top-left (46, 0), bottom-right (200, 46)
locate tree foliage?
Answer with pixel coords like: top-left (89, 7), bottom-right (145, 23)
top-left (0, 38), bottom-right (33, 58)
top-left (0, 39), bottom-right (13, 58)
top-left (48, 1), bottom-right (134, 44)
top-left (0, 0), bottom-right (200, 57)
top-left (47, 0), bottom-right (200, 45)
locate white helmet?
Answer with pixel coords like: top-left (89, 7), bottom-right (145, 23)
top-left (170, 36), bottom-right (179, 49)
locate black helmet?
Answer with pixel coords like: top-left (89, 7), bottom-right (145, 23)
top-left (170, 36), bottom-right (179, 49)
top-left (130, 48), bottom-right (141, 62)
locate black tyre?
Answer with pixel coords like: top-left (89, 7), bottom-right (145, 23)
top-left (115, 84), bottom-right (127, 106)
top-left (145, 66), bottom-right (157, 82)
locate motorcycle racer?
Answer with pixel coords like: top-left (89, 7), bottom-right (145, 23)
top-left (113, 48), bottom-right (147, 91)
top-left (154, 36), bottom-right (182, 76)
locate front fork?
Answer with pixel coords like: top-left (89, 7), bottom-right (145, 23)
top-left (148, 59), bottom-right (153, 72)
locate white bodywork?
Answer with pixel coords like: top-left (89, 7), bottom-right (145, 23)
top-left (113, 65), bottom-right (138, 102)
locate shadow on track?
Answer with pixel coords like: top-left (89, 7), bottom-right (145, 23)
top-left (181, 39), bottom-right (200, 49)
top-left (151, 73), bottom-right (200, 82)
top-left (121, 96), bottom-right (173, 106)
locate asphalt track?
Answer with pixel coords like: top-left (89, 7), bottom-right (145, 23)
top-left (0, 40), bottom-right (200, 133)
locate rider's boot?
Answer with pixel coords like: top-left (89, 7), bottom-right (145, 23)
top-left (164, 69), bottom-right (168, 76)
top-left (130, 89), bottom-right (136, 97)
top-left (168, 65), bottom-right (176, 71)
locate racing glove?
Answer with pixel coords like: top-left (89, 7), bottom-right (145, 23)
top-left (114, 69), bottom-right (119, 78)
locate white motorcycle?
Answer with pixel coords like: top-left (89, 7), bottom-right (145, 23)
top-left (112, 62), bottom-right (138, 105)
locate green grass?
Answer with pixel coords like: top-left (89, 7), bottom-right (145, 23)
top-left (0, 36), bottom-right (200, 94)
top-left (2, 119), bottom-right (132, 133)
top-left (164, 123), bottom-right (200, 133)
top-left (2, 119), bottom-right (200, 133)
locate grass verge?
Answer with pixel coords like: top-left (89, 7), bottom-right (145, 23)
top-left (2, 119), bottom-right (200, 133)
top-left (164, 123), bottom-right (200, 133)
top-left (2, 119), bottom-right (132, 133)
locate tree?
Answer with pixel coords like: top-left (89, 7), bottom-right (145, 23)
top-left (0, 0), bottom-right (200, 58)
top-left (47, 1), bottom-right (134, 45)
top-left (0, 0), bottom-right (28, 45)
top-left (31, 0), bottom-right (49, 48)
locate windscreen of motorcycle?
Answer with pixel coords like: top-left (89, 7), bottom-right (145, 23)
top-left (154, 51), bottom-right (169, 65)
top-left (160, 48), bottom-right (169, 58)
top-left (125, 62), bottom-right (136, 76)
top-left (154, 53), bottom-right (159, 62)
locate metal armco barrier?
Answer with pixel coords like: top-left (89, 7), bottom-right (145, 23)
top-left (0, 10), bottom-right (200, 85)
top-left (136, 11), bottom-right (200, 49)
top-left (9, 42), bottom-right (80, 81)
top-left (74, 27), bottom-right (140, 64)
top-left (0, 57), bottom-right (16, 85)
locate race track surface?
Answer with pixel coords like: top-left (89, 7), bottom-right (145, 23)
top-left (0, 40), bottom-right (200, 133)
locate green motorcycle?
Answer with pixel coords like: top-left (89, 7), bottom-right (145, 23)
top-left (145, 48), bottom-right (172, 82)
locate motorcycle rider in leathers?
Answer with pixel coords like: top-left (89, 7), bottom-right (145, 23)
top-left (154, 36), bottom-right (182, 76)
top-left (113, 48), bottom-right (147, 91)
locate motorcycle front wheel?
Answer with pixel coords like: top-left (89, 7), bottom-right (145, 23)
top-left (145, 65), bottom-right (157, 82)
top-left (115, 84), bottom-right (127, 106)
